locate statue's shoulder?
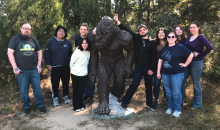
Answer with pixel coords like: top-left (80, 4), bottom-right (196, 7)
top-left (87, 31), bottom-right (96, 42)
top-left (115, 30), bottom-right (133, 43)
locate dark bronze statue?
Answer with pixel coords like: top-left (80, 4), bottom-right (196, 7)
top-left (88, 16), bottom-right (134, 115)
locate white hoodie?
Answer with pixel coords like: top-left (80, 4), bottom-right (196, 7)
top-left (69, 47), bottom-right (90, 76)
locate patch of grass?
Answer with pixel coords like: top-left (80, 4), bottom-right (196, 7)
top-left (77, 120), bottom-right (89, 127)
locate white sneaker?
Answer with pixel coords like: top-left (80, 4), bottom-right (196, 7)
top-left (53, 97), bottom-right (59, 106)
top-left (165, 109), bottom-right (172, 114)
top-left (75, 109), bottom-right (80, 112)
top-left (80, 108), bottom-right (85, 111)
top-left (63, 95), bottom-right (69, 104)
top-left (172, 111), bottom-right (181, 117)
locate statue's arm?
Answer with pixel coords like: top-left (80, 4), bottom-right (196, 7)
top-left (88, 33), bottom-right (99, 83)
top-left (122, 33), bottom-right (134, 78)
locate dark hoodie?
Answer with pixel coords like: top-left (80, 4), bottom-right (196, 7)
top-left (118, 24), bottom-right (157, 71)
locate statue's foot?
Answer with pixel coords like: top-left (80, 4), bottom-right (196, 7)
top-left (95, 102), bottom-right (110, 115)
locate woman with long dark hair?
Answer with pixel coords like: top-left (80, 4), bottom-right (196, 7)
top-left (153, 27), bottom-right (168, 109)
top-left (70, 38), bottom-right (91, 112)
top-left (182, 21), bottom-right (213, 109)
top-left (157, 32), bottom-right (193, 117)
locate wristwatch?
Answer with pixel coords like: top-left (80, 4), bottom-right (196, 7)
top-left (37, 66), bottom-right (42, 69)
top-left (14, 68), bottom-right (19, 72)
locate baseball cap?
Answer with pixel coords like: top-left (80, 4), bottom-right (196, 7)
top-left (137, 24), bottom-right (147, 31)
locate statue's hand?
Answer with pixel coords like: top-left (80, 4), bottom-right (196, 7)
top-left (89, 71), bottom-right (96, 83)
top-left (124, 66), bottom-right (132, 79)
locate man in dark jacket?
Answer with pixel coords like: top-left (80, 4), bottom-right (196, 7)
top-left (44, 26), bottom-right (73, 106)
top-left (113, 14), bottom-right (157, 111)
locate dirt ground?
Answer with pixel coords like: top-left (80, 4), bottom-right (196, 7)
top-left (0, 101), bottom-right (159, 130)
top-left (0, 79), bottom-right (160, 130)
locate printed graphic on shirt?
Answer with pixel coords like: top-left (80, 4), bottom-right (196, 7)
top-left (162, 51), bottom-right (172, 68)
top-left (19, 41), bottom-right (35, 56)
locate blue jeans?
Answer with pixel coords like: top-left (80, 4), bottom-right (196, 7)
top-left (122, 65), bottom-right (153, 105)
top-left (182, 60), bottom-right (203, 108)
top-left (153, 70), bottom-right (166, 106)
top-left (16, 69), bottom-right (44, 109)
top-left (84, 65), bottom-right (95, 97)
top-left (162, 72), bottom-right (184, 112)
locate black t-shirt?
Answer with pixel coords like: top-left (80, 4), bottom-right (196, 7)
top-left (74, 34), bottom-right (89, 48)
top-left (74, 35), bottom-right (82, 47)
top-left (159, 45), bottom-right (191, 75)
top-left (8, 34), bottom-right (41, 71)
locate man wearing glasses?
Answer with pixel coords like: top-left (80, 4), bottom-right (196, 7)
top-left (7, 22), bottom-right (47, 115)
top-left (74, 23), bottom-right (96, 102)
top-left (44, 25), bottom-right (73, 106)
top-left (113, 14), bottom-right (157, 111)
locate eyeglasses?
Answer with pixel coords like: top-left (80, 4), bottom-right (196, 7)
top-left (167, 36), bottom-right (175, 38)
top-left (22, 28), bottom-right (31, 31)
top-left (58, 30), bottom-right (65, 33)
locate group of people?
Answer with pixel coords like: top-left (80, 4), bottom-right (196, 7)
top-left (113, 14), bottom-right (213, 117)
top-left (7, 14), bottom-right (213, 117)
top-left (7, 22), bottom-right (95, 114)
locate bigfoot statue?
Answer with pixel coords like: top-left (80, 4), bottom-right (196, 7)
top-left (88, 16), bottom-right (134, 115)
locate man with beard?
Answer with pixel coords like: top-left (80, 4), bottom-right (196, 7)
top-left (7, 22), bottom-right (46, 115)
top-left (75, 23), bottom-right (96, 102)
top-left (113, 14), bottom-right (157, 111)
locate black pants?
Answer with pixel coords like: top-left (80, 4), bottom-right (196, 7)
top-left (51, 64), bottom-right (70, 98)
top-left (122, 65), bottom-right (153, 105)
top-left (71, 74), bottom-right (87, 110)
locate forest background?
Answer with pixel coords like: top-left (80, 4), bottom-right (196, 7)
top-left (1, 0), bottom-right (220, 87)
top-left (0, 0), bottom-right (220, 115)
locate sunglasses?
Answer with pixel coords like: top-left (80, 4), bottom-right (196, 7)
top-left (167, 36), bottom-right (175, 38)
top-left (80, 23), bottom-right (88, 26)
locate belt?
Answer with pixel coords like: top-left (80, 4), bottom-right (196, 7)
top-left (51, 65), bottom-right (63, 67)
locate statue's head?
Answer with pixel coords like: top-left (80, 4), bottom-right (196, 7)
top-left (95, 16), bottom-right (115, 50)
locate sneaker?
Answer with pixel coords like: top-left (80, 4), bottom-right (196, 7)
top-left (75, 109), bottom-right (80, 112)
top-left (53, 97), bottom-right (59, 106)
top-left (172, 111), bottom-right (181, 117)
top-left (63, 95), bottom-right (69, 104)
top-left (38, 106), bottom-right (47, 114)
top-left (83, 96), bottom-right (90, 102)
top-left (146, 104), bottom-right (157, 111)
top-left (24, 108), bottom-right (30, 115)
top-left (121, 101), bottom-right (127, 109)
top-left (165, 109), bottom-right (172, 114)
top-left (80, 107), bottom-right (85, 111)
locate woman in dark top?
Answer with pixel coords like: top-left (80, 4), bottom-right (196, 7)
top-left (175, 25), bottom-right (188, 103)
top-left (175, 25), bottom-right (187, 45)
top-left (154, 27), bottom-right (168, 108)
top-left (182, 21), bottom-right (213, 109)
top-left (157, 32), bottom-right (193, 117)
